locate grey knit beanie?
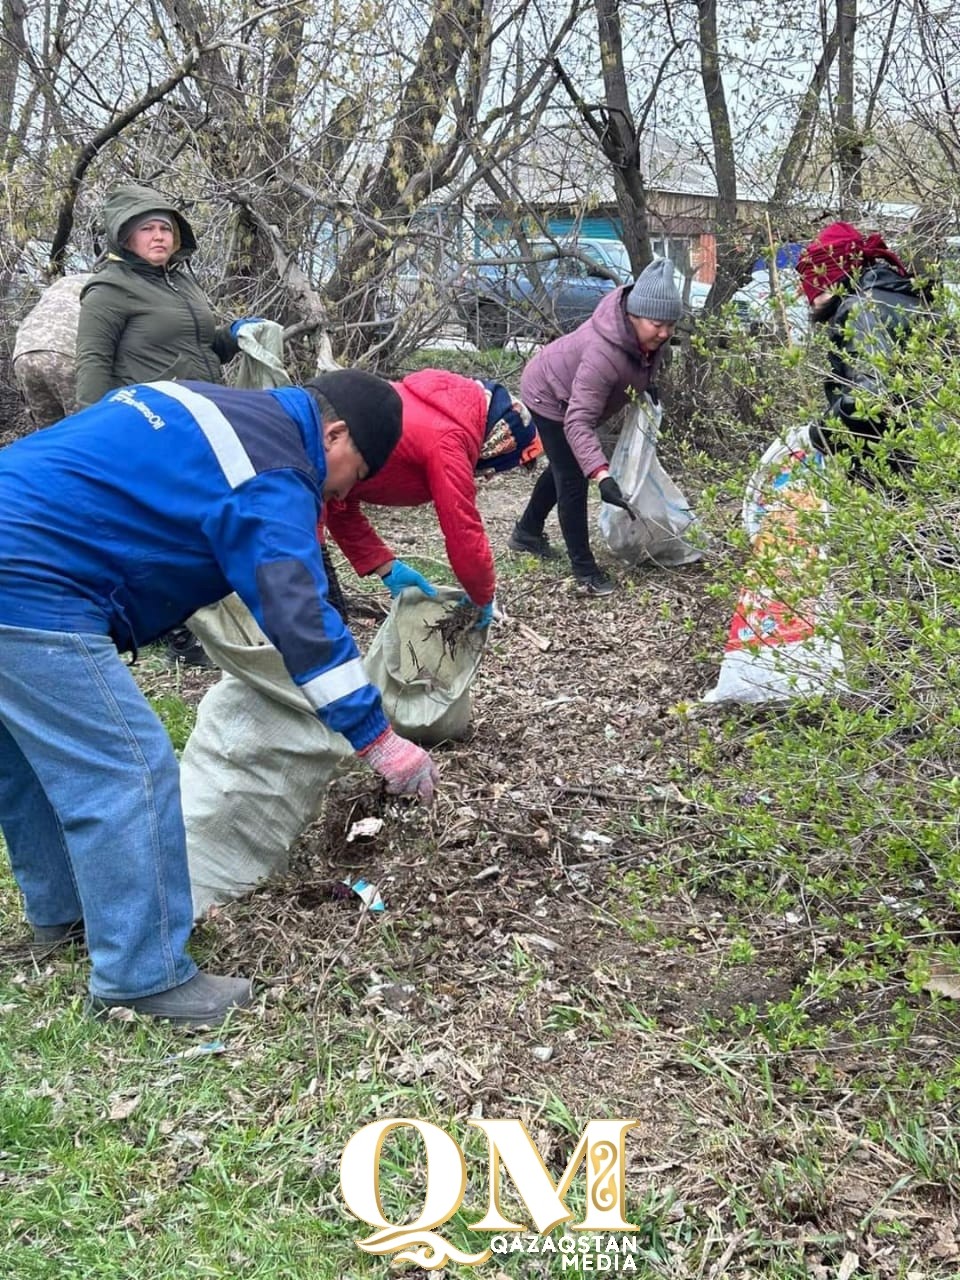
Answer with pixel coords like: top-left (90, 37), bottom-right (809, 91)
top-left (625, 259), bottom-right (684, 322)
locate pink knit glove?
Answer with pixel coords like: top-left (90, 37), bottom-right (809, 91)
top-left (359, 729), bottom-right (439, 803)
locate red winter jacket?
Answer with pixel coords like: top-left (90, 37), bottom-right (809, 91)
top-left (323, 369), bottom-right (496, 606)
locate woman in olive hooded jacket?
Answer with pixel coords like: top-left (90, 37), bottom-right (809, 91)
top-left (76, 184), bottom-right (239, 409)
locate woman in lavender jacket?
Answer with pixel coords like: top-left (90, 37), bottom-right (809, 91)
top-left (508, 259), bottom-right (683, 595)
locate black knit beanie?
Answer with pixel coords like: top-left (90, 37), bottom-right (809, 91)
top-left (305, 371), bottom-right (402, 479)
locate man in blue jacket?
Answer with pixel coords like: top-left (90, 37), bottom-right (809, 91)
top-left (0, 371), bottom-right (438, 1026)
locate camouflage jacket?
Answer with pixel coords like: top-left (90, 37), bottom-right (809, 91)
top-left (13, 275), bottom-right (91, 360)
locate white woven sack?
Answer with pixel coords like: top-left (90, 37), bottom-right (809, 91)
top-left (364, 586), bottom-right (487, 745)
top-left (182, 596), bottom-right (351, 916)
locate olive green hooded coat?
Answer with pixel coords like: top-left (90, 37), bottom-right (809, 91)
top-left (76, 184), bottom-right (238, 407)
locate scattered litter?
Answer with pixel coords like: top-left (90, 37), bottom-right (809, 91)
top-left (106, 1005), bottom-right (137, 1022)
top-left (642, 782), bottom-right (693, 806)
top-left (346, 817), bottom-right (384, 842)
top-left (364, 981), bottom-right (417, 1013)
top-left (106, 1092), bottom-right (141, 1121)
top-left (837, 1251), bottom-right (860, 1280)
top-left (472, 865), bottom-right (501, 882)
top-left (920, 958), bottom-right (960, 1001)
top-left (541, 695), bottom-right (581, 711)
top-left (879, 894), bottom-right (924, 920)
top-left (162, 1040), bottom-right (227, 1064)
top-left (579, 830), bottom-right (614, 847)
top-left (524, 934), bottom-right (561, 954)
top-left (342, 877), bottom-right (386, 912)
top-left (531, 1045), bottom-right (555, 1063)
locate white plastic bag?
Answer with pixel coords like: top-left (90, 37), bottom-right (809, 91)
top-left (597, 394), bottom-right (703, 567)
top-left (703, 425), bottom-right (846, 704)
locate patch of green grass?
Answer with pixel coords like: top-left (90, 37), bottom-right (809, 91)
top-left (147, 694), bottom-right (197, 753)
top-left (399, 345), bottom-right (526, 381)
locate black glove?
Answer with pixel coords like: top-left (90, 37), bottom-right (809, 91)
top-left (598, 476), bottom-right (637, 520)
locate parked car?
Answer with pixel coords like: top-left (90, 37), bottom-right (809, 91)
top-left (451, 238), bottom-right (703, 348)
top-left (729, 266), bottom-right (808, 342)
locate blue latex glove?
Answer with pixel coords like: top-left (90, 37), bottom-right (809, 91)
top-left (460, 595), bottom-right (494, 629)
top-left (229, 316), bottom-right (267, 338)
top-left (381, 561), bottom-right (438, 598)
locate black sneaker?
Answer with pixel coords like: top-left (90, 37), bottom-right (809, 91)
top-left (576, 571), bottom-right (615, 597)
top-left (508, 524), bottom-right (562, 561)
top-left (163, 625), bottom-right (216, 670)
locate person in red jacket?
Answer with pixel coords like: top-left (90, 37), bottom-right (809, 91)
top-left (323, 369), bottom-right (541, 627)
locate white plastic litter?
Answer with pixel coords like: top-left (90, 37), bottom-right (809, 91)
top-left (597, 393), bottom-right (703, 567)
top-left (182, 596), bottom-right (353, 918)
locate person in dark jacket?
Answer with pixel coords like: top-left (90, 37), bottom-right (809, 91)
top-left (797, 221), bottom-right (930, 474)
top-left (76, 184), bottom-right (243, 407)
top-left (509, 259), bottom-right (682, 596)
top-left (0, 370), bottom-right (438, 1026)
top-left (77, 183), bottom-right (257, 666)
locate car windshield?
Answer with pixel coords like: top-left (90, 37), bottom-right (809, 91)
top-left (583, 241), bottom-right (632, 278)
top-left (466, 237), bottom-right (633, 282)
top-left (523, 239), bottom-right (632, 280)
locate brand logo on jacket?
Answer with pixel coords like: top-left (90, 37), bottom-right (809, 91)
top-left (339, 1116), bottom-right (642, 1269)
top-left (110, 386), bottom-right (166, 430)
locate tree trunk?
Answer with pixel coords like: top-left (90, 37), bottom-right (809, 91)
top-left (593, 0), bottom-right (652, 275)
top-left (836, 0), bottom-right (862, 214)
top-left (323, 0), bottom-right (486, 359)
top-left (697, 0), bottom-right (751, 305)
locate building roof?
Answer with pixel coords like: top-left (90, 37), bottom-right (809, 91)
top-left (484, 122), bottom-right (921, 227)
top-left (492, 123), bottom-right (776, 206)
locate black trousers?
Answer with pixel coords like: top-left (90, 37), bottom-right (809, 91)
top-left (516, 411), bottom-right (598, 578)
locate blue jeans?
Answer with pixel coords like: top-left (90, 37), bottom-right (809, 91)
top-left (0, 624), bottom-right (197, 999)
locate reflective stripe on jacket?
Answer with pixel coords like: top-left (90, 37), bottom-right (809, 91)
top-left (0, 380), bottom-right (388, 750)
